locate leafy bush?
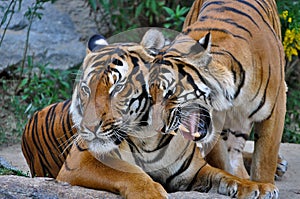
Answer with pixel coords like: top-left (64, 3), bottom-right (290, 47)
top-left (277, 0), bottom-right (300, 143)
top-left (17, 57), bottom-right (78, 115)
top-left (283, 86), bottom-right (300, 143)
top-left (86, 0), bottom-right (191, 34)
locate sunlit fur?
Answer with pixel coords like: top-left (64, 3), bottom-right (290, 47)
top-left (149, 0), bottom-right (286, 187)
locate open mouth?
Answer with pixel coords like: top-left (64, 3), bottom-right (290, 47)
top-left (178, 106), bottom-right (211, 141)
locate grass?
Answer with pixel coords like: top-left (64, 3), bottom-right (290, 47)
top-left (0, 165), bottom-right (28, 177)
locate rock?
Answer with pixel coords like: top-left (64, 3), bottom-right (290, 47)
top-left (53, 0), bottom-right (110, 43)
top-left (0, 0), bottom-right (86, 72)
top-left (0, 175), bottom-right (229, 199)
top-left (0, 175), bottom-right (122, 199)
top-left (2, 142), bottom-right (300, 198)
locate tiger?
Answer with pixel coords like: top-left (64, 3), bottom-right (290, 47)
top-left (148, 0), bottom-right (286, 192)
top-left (182, 0), bottom-right (287, 181)
top-left (22, 29), bottom-right (280, 199)
top-left (21, 29), bottom-right (164, 177)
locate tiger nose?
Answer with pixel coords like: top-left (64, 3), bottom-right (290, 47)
top-left (152, 103), bottom-right (164, 132)
top-left (83, 121), bottom-right (100, 133)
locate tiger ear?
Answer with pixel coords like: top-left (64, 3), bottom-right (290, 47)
top-left (198, 32), bottom-right (211, 52)
top-left (86, 34), bottom-right (108, 54)
top-left (140, 29), bottom-right (165, 51)
top-left (184, 33), bottom-right (212, 67)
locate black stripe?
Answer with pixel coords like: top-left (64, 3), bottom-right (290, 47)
top-left (62, 99), bottom-right (71, 111)
top-left (76, 141), bottom-right (88, 151)
top-left (253, 0), bottom-right (269, 17)
top-left (41, 120), bottom-right (61, 170)
top-left (187, 162), bottom-right (208, 191)
top-left (200, 1), bottom-right (225, 13)
top-left (176, 63), bottom-right (208, 90)
top-left (250, 58), bottom-right (263, 101)
top-left (166, 144), bottom-right (196, 186)
top-left (217, 50), bottom-right (245, 99)
top-left (31, 113), bottom-right (48, 176)
top-left (249, 64), bottom-right (271, 118)
top-left (143, 135), bottom-right (174, 153)
top-left (60, 111), bottom-right (73, 159)
top-left (199, 15), bottom-right (252, 37)
top-left (48, 104), bottom-right (62, 163)
top-left (231, 131), bottom-right (249, 140)
top-left (237, 0), bottom-right (278, 39)
top-left (206, 5), bottom-right (259, 28)
top-left (186, 27), bottom-right (247, 42)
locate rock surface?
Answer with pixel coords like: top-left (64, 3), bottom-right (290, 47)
top-left (1, 142), bottom-right (300, 198)
top-left (0, 0), bottom-right (110, 73)
top-left (0, 175), bottom-right (229, 199)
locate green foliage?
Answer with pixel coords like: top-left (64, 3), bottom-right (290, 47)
top-left (163, 5), bottom-right (190, 29)
top-left (283, 84), bottom-right (300, 143)
top-left (16, 56), bottom-right (77, 115)
top-left (86, 0), bottom-right (191, 34)
top-left (277, 0), bottom-right (300, 143)
top-left (0, 165), bottom-right (28, 177)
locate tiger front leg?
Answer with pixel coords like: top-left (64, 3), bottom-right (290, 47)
top-left (191, 164), bottom-right (279, 199)
top-left (56, 144), bottom-right (167, 199)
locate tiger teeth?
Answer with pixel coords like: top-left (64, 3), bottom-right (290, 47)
top-left (192, 132), bottom-right (201, 138)
top-left (179, 125), bottom-right (189, 133)
top-left (169, 131), bottom-right (177, 136)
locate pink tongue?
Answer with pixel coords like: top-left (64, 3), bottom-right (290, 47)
top-left (179, 112), bottom-right (198, 141)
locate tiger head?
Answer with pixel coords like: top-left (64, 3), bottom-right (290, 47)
top-left (149, 33), bottom-right (234, 146)
top-left (71, 29), bottom-right (165, 154)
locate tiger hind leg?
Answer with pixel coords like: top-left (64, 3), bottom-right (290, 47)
top-left (243, 152), bottom-right (288, 180)
top-left (251, 86), bottom-right (286, 183)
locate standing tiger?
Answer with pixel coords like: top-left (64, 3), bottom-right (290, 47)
top-left (149, 0), bottom-right (286, 191)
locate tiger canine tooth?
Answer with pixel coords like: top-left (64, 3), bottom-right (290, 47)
top-left (191, 132), bottom-right (201, 138)
top-left (169, 131), bottom-right (177, 136)
top-left (178, 125), bottom-right (189, 133)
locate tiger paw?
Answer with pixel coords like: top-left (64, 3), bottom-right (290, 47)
top-left (218, 178), bottom-right (279, 199)
top-left (121, 179), bottom-right (168, 199)
top-left (275, 155), bottom-right (288, 180)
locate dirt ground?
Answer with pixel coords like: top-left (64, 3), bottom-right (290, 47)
top-left (0, 141), bottom-right (300, 198)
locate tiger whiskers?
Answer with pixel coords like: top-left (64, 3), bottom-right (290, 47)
top-left (58, 133), bottom-right (80, 157)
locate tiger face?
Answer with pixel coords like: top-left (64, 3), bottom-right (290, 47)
top-left (71, 30), bottom-right (165, 154)
top-left (149, 33), bottom-right (233, 145)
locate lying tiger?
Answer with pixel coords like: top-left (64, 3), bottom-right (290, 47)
top-left (22, 26), bottom-right (285, 199)
top-left (149, 0), bottom-right (286, 193)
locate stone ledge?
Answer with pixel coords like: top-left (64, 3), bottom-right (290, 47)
top-left (0, 175), bottom-right (228, 199)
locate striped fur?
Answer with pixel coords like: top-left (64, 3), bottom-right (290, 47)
top-left (21, 100), bottom-right (75, 177)
top-left (148, 0), bottom-right (286, 196)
